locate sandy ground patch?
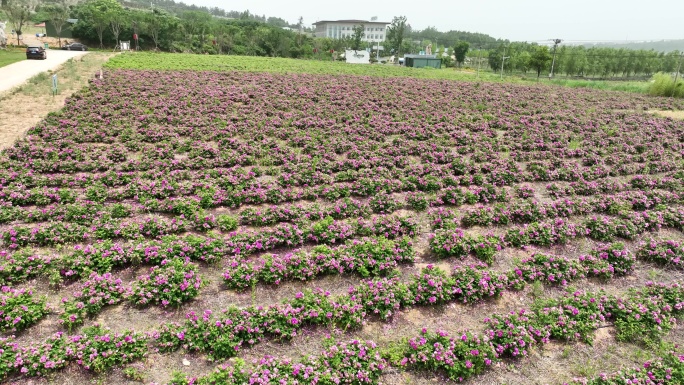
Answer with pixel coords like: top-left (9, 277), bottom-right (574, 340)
top-left (0, 53), bottom-right (114, 150)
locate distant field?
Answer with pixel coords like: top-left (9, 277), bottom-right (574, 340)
top-left (0, 50), bottom-right (25, 68)
top-left (106, 52), bottom-right (660, 96)
top-left (105, 52), bottom-right (503, 81)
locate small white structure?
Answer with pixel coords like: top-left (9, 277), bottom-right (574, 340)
top-left (345, 50), bottom-right (370, 64)
top-left (0, 21), bottom-right (7, 48)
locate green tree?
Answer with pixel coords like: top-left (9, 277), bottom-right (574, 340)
top-left (453, 40), bottom-right (469, 67)
top-left (108, 8), bottom-right (127, 48)
top-left (386, 15), bottom-right (407, 59)
top-left (3, 0), bottom-right (34, 45)
top-left (181, 10), bottom-right (212, 49)
top-left (529, 46), bottom-right (552, 77)
top-left (513, 50), bottom-right (531, 73)
top-left (143, 9), bottom-right (174, 51)
top-left (75, 0), bottom-right (123, 48)
top-left (351, 24), bottom-right (364, 51)
top-left (43, 2), bottom-right (69, 47)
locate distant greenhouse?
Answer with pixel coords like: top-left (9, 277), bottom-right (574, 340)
top-left (44, 19), bottom-right (78, 39)
top-left (404, 55), bottom-right (441, 69)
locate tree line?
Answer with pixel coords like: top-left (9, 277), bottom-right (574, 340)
top-left (487, 42), bottom-right (683, 78)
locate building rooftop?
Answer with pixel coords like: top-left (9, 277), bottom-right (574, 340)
top-left (313, 19), bottom-right (390, 25)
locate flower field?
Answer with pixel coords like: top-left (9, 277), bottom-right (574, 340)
top-left (1, 56), bottom-right (684, 384)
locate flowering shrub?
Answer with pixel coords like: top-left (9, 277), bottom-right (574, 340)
top-left (369, 192), bottom-right (400, 214)
top-left (61, 272), bottom-right (128, 330)
top-left (399, 329), bottom-right (496, 382)
top-left (589, 242), bottom-right (634, 277)
top-left (356, 215), bottom-right (418, 239)
top-left (483, 310), bottom-right (549, 357)
top-left (451, 263), bottom-right (508, 303)
top-left (309, 216), bottom-right (355, 244)
top-left (409, 265), bottom-right (454, 305)
top-left (636, 239), bottom-right (684, 269)
top-left (429, 229), bottom-right (502, 264)
top-left (516, 185), bottom-right (536, 199)
top-left (0, 287), bottom-right (49, 332)
top-left (607, 283), bottom-right (684, 346)
top-left (428, 207), bottom-right (458, 230)
top-left (0, 249), bottom-right (54, 285)
top-left (67, 326), bottom-right (147, 372)
top-left (405, 192), bottom-right (432, 211)
top-left (565, 350), bottom-right (684, 385)
top-left (349, 277), bottom-right (412, 320)
top-left (585, 216), bottom-right (617, 242)
top-left (532, 290), bottom-right (607, 344)
top-left (515, 253), bottom-right (585, 286)
top-left (216, 214), bottom-right (238, 231)
top-left (129, 258), bottom-right (202, 307)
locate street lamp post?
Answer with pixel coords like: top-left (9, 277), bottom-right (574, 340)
top-left (500, 47), bottom-right (509, 80)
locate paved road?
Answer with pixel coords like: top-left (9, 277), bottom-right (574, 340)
top-left (0, 50), bottom-right (89, 93)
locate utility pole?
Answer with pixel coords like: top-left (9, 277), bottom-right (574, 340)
top-left (476, 46), bottom-right (482, 78)
top-left (672, 52), bottom-right (683, 97)
top-left (500, 47), bottom-right (509, 80)
top-left (549, 38), bottom-right (562, 78)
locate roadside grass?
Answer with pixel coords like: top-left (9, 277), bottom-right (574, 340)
top-left (0, 52), bottom-right (115, 149)
top-left (0, 49), bottom-right (25, 68)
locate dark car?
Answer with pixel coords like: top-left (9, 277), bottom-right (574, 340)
top-left (62, 42), bottom-right (88, 51)
top-left (26, 46), bottom-right (47, 60)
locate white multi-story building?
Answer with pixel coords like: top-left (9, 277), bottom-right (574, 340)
top-left (312, 19), bottom-right (390, 42)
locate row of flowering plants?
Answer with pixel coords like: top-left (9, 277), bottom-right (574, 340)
top-left (167, 338), bottom-right (385, 385)
top-left (1, 211), bottom-right (415, 258)
top-left (564, 349), bottom-right (684, 385)
top-left (163, 282), bottom-right (684, 385)
top-left (0, 325), bottom-right (147, 378)
top-left (430, 207), bottom-right (680, 263)
top-left (58, 259), bottom-right (202, 330)
top-left (392, 283), bottom-right (684, 382)
top-left (459, 189), bottom-right (681, 228)
top-left (222, 236), bottom-right (414, 290)
top-left (1, 274), bottom-right (680, 381)
top-left (0, 214), bottom-right (417, 288)
top-left (154, 246), bottom-right (681, 363)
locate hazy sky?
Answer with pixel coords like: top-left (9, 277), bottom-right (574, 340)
top-left (183, 0), bottom-right (683, 43)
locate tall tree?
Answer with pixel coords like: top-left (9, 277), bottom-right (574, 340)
top-left (78, 0), bottom-right (122, 48)
top-left (108, 8), bottom-right (126, 48)
top-left (3, 0), bottom-right (34, 45)
top-left (144, 10), bottom-right (173, 51)
top-left (453, 40), bottom-right (469, 67)
top-left (529, 46), bottom-right (552, 78)
top-left (351, 24), bottom-right (364, 51)
top-left (386, 15), bottom-right (407, 59)
top-left (44, 2), bottom-right (69, 47)
top-left (182, 10), bottom-right (211, 48)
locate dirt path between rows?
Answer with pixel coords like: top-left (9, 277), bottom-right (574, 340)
top-left (0, 52), bottom-right (115, 150)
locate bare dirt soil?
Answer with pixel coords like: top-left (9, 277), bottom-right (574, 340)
top-left (650, 110), bottom-right (684, 120)
top-left (0, 53), bottom-right (114, 150)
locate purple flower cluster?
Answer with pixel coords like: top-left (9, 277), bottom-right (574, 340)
top-left (129, 258), bottom-right (203, 307)
top-left (60, 272), bottom-right (128, 330)
top-left (0, 286), bottom-right (49, 332)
